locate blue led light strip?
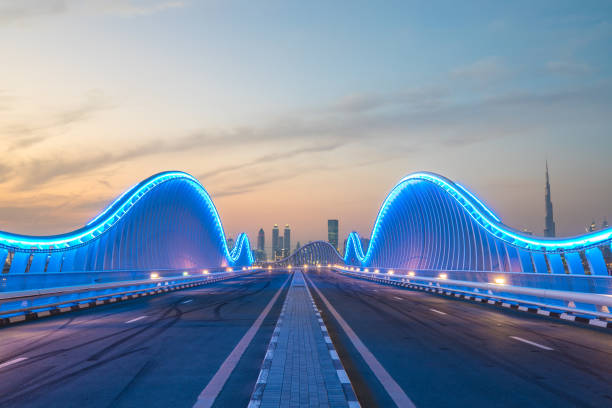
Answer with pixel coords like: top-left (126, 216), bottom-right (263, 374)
top-left (345, 172), bottom-right (612, 264)
top-left (0, 171), bottom-right (252, 266)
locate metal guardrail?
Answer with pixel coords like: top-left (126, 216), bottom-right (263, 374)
top-left (0, 268), bottom-right (259, 320)
top-left (334, 268), bottom-right (612, 320)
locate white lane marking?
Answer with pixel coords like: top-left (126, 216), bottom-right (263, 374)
top-left (393, 296), bottom-right (403, 300)
top-left (194, 274), bottom-right (291, 408)
top-left (181, 299), bottom-right (193, 304)
top-left (306, 274), bottom-right (416, 408)
top-left (430, 308), bottom-right (447, 315)
top-left (510, 336), bottom-right (554, 351)
top-left (0, 357), bottom-right (28, 370)
top-left (125, 316), bottom-right (147, 324)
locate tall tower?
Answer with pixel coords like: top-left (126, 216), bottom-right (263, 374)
top-left (283, 224), bottom-right (291, 257)
top-left (272, 224), bottom-right (279, 257)
top-left (328, 219), bottom-right (339, 250)
top-left (277, 235), bottom-right (284, 259)
top-left (257, 228), bottom-right (265, 257)
top-left (544, 162), bottom-right (556, 237)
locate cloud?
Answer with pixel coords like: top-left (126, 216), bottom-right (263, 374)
top-left (3, 81), bottom-right (611, 197)
top-left (547, 60), bottom-right (592, 76)
top-left (198, 142), bottom-right (343, 180)
top-left (451, 56), bottom-right (510, 83)
top-left (103, 0), bottom-right (185, 16)
top-left (2, 90), bottom-right (112, 151)
top-left (12, 140), bottom-right (162, 188)
top-left (213, 151), bottom-right (406, 199)
top-left (0, 163), bottom-right (12, 184)
top-left (0, 0), bottom-right (186, 25)
top-left (330, 87), bottom-right (447, 114)
top-left (0, 0), bottom-right (65, 25)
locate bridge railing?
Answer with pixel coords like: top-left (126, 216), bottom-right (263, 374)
top-left (333, 266), bottom-right (612, 320)
top-left (0, 267), bottom-right (258, 321)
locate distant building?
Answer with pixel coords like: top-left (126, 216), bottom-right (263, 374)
top-left (522, 228), bottom-right (533, 236)
top-left (328, 219), bottom-right (339, 250)
top-left (544, 162), bottom-right (556, 237)
top-left (253, 250), bottom-right (267, 262)
top-left (257, 228), bottom-right (265, 256)
top-left (226, 236), bottom-right (234, 250)
top-left (277, 235), bottom-right (284, 260)
top-left (295, 241), bottom-right (301, 251)
top-left (272, 224), bottom-right (279, 258)
top-left (603, 217), bottom-right (609, 229)
top-left (587, 220), bottom-right (597, 233)
top-left (256, 228), bottom-right (266, 260)
top-left (283, 224), bottom-right (291, 257)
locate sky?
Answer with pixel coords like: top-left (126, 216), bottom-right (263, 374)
top-left (0, 0), bottom-right (611, 251)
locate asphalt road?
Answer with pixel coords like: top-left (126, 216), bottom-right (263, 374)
top-left (306, 268), bottom-right (612, 408)
top-left (2, 267), bottom-right (610, 408)
top-left (0, 270), bottom-right (290, 408)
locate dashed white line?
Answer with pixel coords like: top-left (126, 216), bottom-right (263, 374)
top-left (510, 336), bottom-right (554, 351)
top-left (194, 274), bottom-right (291, 408)
top-left (430, 308), bottom-right (447, 315)
top-left (306, 274), bottom-right (416, 408)
top-left (0, 357), bottom-right (28, 370)
top-left (125, 316), bottom-right (147, 324)
top-left (181, 299), bottom-right (193, 304)
top-left (393, 296), bottom-right (403, 300)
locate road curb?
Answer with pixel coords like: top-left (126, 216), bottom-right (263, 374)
top-left (304, 279), bottom-right (360, 407)
top-left (0, 274), bottom-right (242, 328)
top-left (340, 272), bottom-right (612, 330)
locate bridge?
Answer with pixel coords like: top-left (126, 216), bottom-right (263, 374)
top-left (0, 171), bottom-right (610, 407)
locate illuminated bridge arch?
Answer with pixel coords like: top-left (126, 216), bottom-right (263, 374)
top-left (344, 172), bottom-right (612, 275)
top-left (0, 171), bottom-right (253, 274)
top-left (275, 241), bottom-right (344, 267)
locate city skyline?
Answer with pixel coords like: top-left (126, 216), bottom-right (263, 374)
top-left (0, 1), bottom-right (611, 247)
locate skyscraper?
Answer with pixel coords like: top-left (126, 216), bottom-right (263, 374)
top-left (278, 235), bottom-right (284, 259)
top-left (328, 219), bottom-right (339, 250)
top-left (544, 162), bottom-right (556, 237)
top-left (272, 224), bottom-right (279, 257)
top-left (283, 224), bottom-right (291, 257)
top-left (257, 228), bottom-right (265, 257)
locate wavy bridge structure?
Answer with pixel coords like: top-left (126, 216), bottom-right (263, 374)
top-left (343, 172), bottom-right (612, 276)
top-left (0, 171), bottom-right (253, 276)
top-left (1, 170), bottom-right (611, 281)
top-left (274, 241), bottom-right (344, 267)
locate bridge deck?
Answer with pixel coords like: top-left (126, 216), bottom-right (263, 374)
top-left (250, 271), bottom-right (356, 407)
